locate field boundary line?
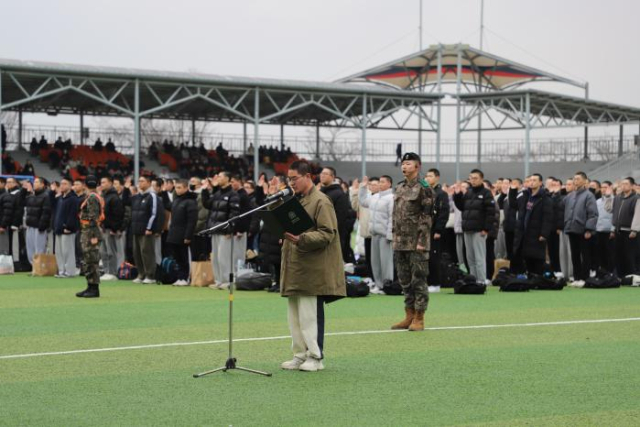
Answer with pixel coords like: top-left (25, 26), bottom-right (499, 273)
top-left (1, 317), bottom-right (639, 361)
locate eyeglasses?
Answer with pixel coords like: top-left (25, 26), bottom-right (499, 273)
top-left (286, 176), bottom-right (301, 184)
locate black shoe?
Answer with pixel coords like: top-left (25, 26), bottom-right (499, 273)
top-left (75, 287), bottom-right (90, 297)
top-left (78, 285), bottom-right (100, 298)
top-left (267, 284), bottom-right (280, 293)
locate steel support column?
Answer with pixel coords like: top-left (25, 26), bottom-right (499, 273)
top-left (315, 123), bottom-right (320, 160)
top-left (243, 122), bottom-right (247, 155)
top-left (436, 45), bottom-right (442, 170)
top-left (18, 110), bottom-right (22, 149)
top-left (455, 47), bottom-right (462, 181)
top-left (280, 123), bottom-right (284, 151)
top-left (79, 112), bottom-right (84, 145)
top-left (618, 124), bottom-right (624, 157)
top-left (134, 79), bottom-right (140, 183)
top-left (253, 88), bottom-right (260, 183)
top-left (0, 69), bottom-right (3, 175)
top-left (361, 94), bottom-right (367, 178)
top-left (191, 118), bottom-right (196, 146)
top-left (525, 92), bottom-right (531, 177)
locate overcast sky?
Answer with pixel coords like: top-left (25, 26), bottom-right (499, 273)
top-left (1, 0), bottom-right (639, 140)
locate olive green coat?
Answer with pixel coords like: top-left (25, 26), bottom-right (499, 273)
top-left (280, 186), bottom-right (346, 299)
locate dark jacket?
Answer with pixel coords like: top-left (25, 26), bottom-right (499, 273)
top-left (25, 188), bottom-right (52, 231)
top-left (550, 191), bottom-right (565, 232)
top-left (202, 186), bottom-right (240, 234)
top-left (102, 188), bottom-right (125, 232)
top-left (167, 192), bottom-right (198, 244)
top-left (320, 183), bottom-right (356, 240)
top-left (0, 190), bottom-right (17, 228)
top-left (53, 191), bottom-right (80, 235)
top-left (258, 226), bottom-right (282, 268)
top-left (431, 183), bottom-right (450, 235)
top-left (130, 190), bottom-right (159, 236)
top-left (234, 188), bottom-right (256, 234)
top-left (453, 185), bottom-right (496, 233)
top-left (612, 192), bottom-right (638, 232)
top-left (502, 191), bottom-right (518, 233)
top-left (513, 188), bottom-right (554, 260)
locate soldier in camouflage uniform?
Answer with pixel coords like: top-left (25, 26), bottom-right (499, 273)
top-left (75, 176), bottom-right (104, 298)
top-left (391, 152), bottom-right (434, 331)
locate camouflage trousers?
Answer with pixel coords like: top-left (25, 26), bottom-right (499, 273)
top-left (394, 250), bottom-right (430, 311)
top-left (81, 229), bottom-right (101, 286)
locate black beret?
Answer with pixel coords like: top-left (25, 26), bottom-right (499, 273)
top-left (85, 175), bottom-right (98, 189)
top-left (401, 152), bottom-right (421, 164)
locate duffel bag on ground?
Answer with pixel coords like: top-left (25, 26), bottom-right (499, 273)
top-left (584, 273), bottom-right (621, 289)
top-left (236, 271), bottom-right (272, 291)
top-left (454, 275), bottom-right (486, 295)
top-left (382, 279), bottom-right (403, 295)
top-left (346, 278), bottom-right (370, 297)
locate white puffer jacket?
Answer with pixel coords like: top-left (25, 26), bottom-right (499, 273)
top-left (359, 186), bottom-right (394, 240)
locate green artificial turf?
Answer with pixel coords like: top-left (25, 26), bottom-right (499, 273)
top-left (0, 273), bottom-right (639, 426)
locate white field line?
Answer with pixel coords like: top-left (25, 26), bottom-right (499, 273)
top-left (1, 317), bottom-right (639, 361)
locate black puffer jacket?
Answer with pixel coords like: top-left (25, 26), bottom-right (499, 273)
top-left (552, 191), bottom-right (566, 231)
top-left (320, 183), bottom-right (355, 239)
top-left (453, 185), bottom-right (496, 233)
top-left (102, 188), bottom-right (125, 232)
top-left (234, 188), bottom-right (256, 234)
top-left (431, 184), bottom-right (450, 235)
top-left (130, 191), bottom-right (159, 236)
top-left (258, 227), bottom-right (282, 268)
top-left (202, 186), bottom-right (240, 234)
top-left (513, 188), bottom-right (554, 260)
top-left (502, 193), bottom-right (518, 233)
top-left (25, 188), bottom-right (52, 231)
top-left (167, 192), bottom-right (198, 244)
top-left (0, 190), bottom-right (16, 228)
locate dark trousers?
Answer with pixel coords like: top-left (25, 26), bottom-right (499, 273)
top-left (428, 235), bottom-right (442, 285)
top-left (486, 237), bottom-right (496, 280)
top-left (168, 242), bottom-right (189, 281)
top-left (594, 232), bottom-right (615, 273)
top-left (548, 231), bottom-right (561, 273)
top-left (615, 231), bottom-right (638, 277)
top-left (568, 233), bottom-right (591, 281)
top-left (443, 228), bottom-right (457, 262)
top-left (525, 257), bottom-right (545, 276)
top-left (190, 235), bottom-right (211, 262)
top-left (364, 237), bottom-right (373, 281)
top-left (504, 231), bottom-right (515, 260)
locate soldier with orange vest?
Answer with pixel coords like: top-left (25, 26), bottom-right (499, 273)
top-left (76, 175), bottom-right (105, 298)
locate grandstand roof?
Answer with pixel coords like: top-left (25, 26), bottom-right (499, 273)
top-left (336, 44), bottom-right (586, 91)
top-left (0, 58), bottom-right (442, 126)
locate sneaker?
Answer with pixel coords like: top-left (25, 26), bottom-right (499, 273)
top-left (217, 283), bottom-right (230, 290)
top-left (173, 280), bottom-right (189, 286)
top-left (370, 287), bottom-right (385, 295)
top-left (143, 278), bottom-right (156, 285)
top-left (100, 273), bottom-right (117, 281)
top-left (428, 286), bottom-right (441, 293)
top-left (554, 272), bottom-right (565, 279)
top-left (299, 358), bottom-right (324, 372)
top-left (133, 277), bottom-right (144, 284)
top-left (569, 280), bottom-right (585, 288)
top-left (208, 284), bottom-right (218, 289)
top-left (281, 357), bottom-right (306, 370)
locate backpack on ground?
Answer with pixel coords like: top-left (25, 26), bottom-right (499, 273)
top-left (117, 261), bottom-right (138, 280)
top-left (584, 273), bottom-right (621, 289)
top-left (382, 279), bottom-right (403, 295)
top-left (346, 278), bottom-right (370, 297)
top-left (158, 257), bottom-right (179, 285)
top-left (440, 257), bottom-right (465, 288)
top-left (454, 275), bottom-right (486, 295)
top-left (528, 273), bottom-right (566, 290)
top-left (492, 267), bottom-right (514, 288)
top-left (500, 276), bottom-right (531, 292)
top-left (235, 271), bottom-right (272, 290)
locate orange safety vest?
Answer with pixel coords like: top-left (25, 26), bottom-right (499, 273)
top-left (79, 192), bottom-right (106, 226)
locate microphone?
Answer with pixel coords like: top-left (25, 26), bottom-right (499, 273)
top-left (264, 187), bottom-right (294, 202)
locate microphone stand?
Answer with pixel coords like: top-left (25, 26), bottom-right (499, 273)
top-left (193, 196), bottom-right (284, 379)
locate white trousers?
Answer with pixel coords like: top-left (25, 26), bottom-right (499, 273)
top-left (26, 227), bottom-right (48, 264)
top-left (288, 296), bottom-right (325, 361)
top-left (371, 235), bottom-right (394, 288)
top-left (55, 233), bottom-right (78, 276)
top-left (211, 233), bottom-right (247, 284)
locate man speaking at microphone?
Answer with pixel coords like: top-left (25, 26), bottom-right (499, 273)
top-left (269, 160), bottom-right (346, 372)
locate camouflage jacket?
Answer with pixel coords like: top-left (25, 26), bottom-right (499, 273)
top-left (79, 192), bottom-right (103, 240)
top-left (392, 176), bottom-right (434, 251)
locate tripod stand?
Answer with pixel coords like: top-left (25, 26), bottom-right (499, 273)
top-left (193, 197), bottom-right (283, 379)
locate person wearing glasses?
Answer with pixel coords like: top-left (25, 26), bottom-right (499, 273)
top-left (272, 160), bottom-right (346, 373)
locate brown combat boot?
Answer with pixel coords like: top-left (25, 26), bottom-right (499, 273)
top-left (408, 310), bottom-right (425, 331)
top-left (391, 307), bottom-right (415, 330)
